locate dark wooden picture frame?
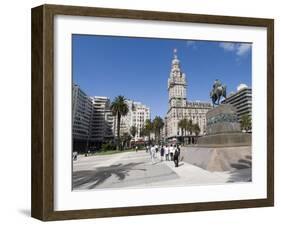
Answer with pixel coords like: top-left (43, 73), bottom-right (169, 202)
top-left (31, 4), bottom-right (274, 221)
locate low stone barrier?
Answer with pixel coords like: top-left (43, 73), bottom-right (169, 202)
top-left (180, 146), bottom-right (251, 172)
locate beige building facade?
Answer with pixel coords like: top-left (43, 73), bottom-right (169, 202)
top-left (117, 100), bottom-right (150, 140)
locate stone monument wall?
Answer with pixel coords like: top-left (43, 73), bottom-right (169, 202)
top-left (197, 104), bottom-right (251, 147)
top-left (206, 104), bottom-right (240, 134)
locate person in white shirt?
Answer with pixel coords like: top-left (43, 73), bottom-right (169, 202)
top-left (155, 144), bottom-right (159, 158)
top-left (164, 145), bottom-right (169, 161)
top-left (150, 145), bottom-right (156, 164)
top-left (146, 145), bottom-right (149, 153)
top-left (169, 144), bottom-right (175, 161)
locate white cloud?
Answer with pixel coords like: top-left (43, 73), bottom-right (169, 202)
top-left (186, 40), bottom-right (195, 46)
top-left (219, 42), bottom-right (251, 56)
top-left (219, 42), bottom-right (236, 51)
top-left (236, 43), bottom-right (251, 56)
top-left (186, 40), bottom-right (198, 50)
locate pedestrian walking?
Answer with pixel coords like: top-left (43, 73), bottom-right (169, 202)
top-left (135, 145), bottom-right (138, 152)
top-left (174, 145), bottom-right (181, 167)
top-left (146, 145), bottom-right (149, 153)
top-left (164, 145), bottom-right (169, 161)
top-left (169, 144), bottom-right (174, 161)
top-left (155, 144), bottom-right (159, 159)
top-left (150, 145), bottom-right (156, 164)
top-left (73, 151), bottom-right (78, 161)
top-left (160, 146), bottom-right (165, 161)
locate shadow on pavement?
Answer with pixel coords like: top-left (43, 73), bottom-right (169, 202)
top-left (178, 162), bottom-right (184, 167)
top-left (228, 157), bottom-right (252, 182)
top-left (73, 162), bottom-right (146, 189)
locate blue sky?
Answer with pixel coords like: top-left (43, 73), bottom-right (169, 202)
top-left (72, 35), bottom-right (252, 119)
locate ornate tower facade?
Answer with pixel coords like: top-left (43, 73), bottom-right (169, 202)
top-left (166, 49), bottom-right (187, 138)
top-left (166, 49), bottom-right (212, 141)
top-left (168, 49), bottom-right (187, 110)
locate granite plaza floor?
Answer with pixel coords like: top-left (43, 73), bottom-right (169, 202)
top-left (72, 150), bottom-right (251, 190)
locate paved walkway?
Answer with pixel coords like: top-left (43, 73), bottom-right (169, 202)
top-left (72, 150), bottom-right (251, 190)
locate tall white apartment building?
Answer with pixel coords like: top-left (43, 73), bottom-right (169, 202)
top-left (118, 100), bottom-right (150, 140)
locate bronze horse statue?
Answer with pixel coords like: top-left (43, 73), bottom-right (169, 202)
top-left (210, 81), bottom-right (227, 106)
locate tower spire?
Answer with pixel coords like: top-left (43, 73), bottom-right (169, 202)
top-left (168, 48), bottom-right (187, 109)
top-left (173, 48), bottom-right (178, 59)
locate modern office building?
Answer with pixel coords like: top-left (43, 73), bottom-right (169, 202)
top-left (222, 84), bottom-right (252, 121)
top-left (117, 100), bottom-right (150, 140)
top-left (72, 84), bottom-right (93, 151)
top-left (166, 49), bottom-right (212, 142)
top-left (72, 82), bottom-right (151, 149)
top-left (90, 96), bottom-right (115, 144)
top-left (72, 85), bottom-right (116, 151)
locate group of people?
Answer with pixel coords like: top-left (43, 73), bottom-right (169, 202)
top-left (146, 144), bottom-right (181, 167)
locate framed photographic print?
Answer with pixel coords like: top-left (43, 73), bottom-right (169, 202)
top-left (31, 4), bottom-right (274, 221)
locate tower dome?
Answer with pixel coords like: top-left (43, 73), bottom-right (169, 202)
top-left (172, 58), bottom-right (180, 65)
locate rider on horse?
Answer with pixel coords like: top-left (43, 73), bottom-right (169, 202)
top-left (210, 79), bottom-right (226, 106)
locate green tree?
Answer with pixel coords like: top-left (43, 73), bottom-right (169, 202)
top-left (152, 116), bottom-right (164, 144)
top-left (144, 119), bottom-right (153, 143)
top-left (130, 126), bottom-right (137, 138)
top-left (121, 132), bottom-right (132, 149)
top-left (193, 123), bottom-right (201, 143)
top-left (178, 118), bottom-right (187, 141)
top-left (110, 95), bottom-right (129, 150)
top-left (186, 119), bottom-right (193, 135)
top-left (139, 126), bottom-right (145, 137)
top-left (240, 114), bottom-right (252, 132)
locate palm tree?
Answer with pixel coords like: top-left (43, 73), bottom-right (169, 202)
top-left (178, 119), bottom-right (187, 142)
top-left (144, 119), bottom-right (153, 144)
top-left (110, 95), bottom-right (129, 150)
top-left (139, 126), bottom-right (144, 137)
top-left (185, 119), bottom-right (193, 144)
top-left (121, 132), bottom-right (132, 150)
top-left (193, 123), bottom-right (200, 143)
top-left (186, 119), bottom-right (193, 135)
top-left (152, 116), bottom-right (164, 144)
top-left (130, 126), bottom-right (137, 138)
top-left (240, 114), bottom-right (252, 132)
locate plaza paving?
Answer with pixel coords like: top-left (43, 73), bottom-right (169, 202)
top-left (72, 150), bottom-right (251, 190)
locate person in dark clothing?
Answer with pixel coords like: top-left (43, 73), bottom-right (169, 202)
top-left (174, 145), bottom-right (181, 167)
top-left (160, 146), bottom-right (165, 161)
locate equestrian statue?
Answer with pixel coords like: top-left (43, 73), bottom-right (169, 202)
top-left (210, 79), bottom-right (227, 106)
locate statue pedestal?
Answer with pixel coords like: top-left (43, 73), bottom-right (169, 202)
top-left (197, 104), bottom-right (251, 147)
top-left (186, 104), bottom-right (252, 172)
